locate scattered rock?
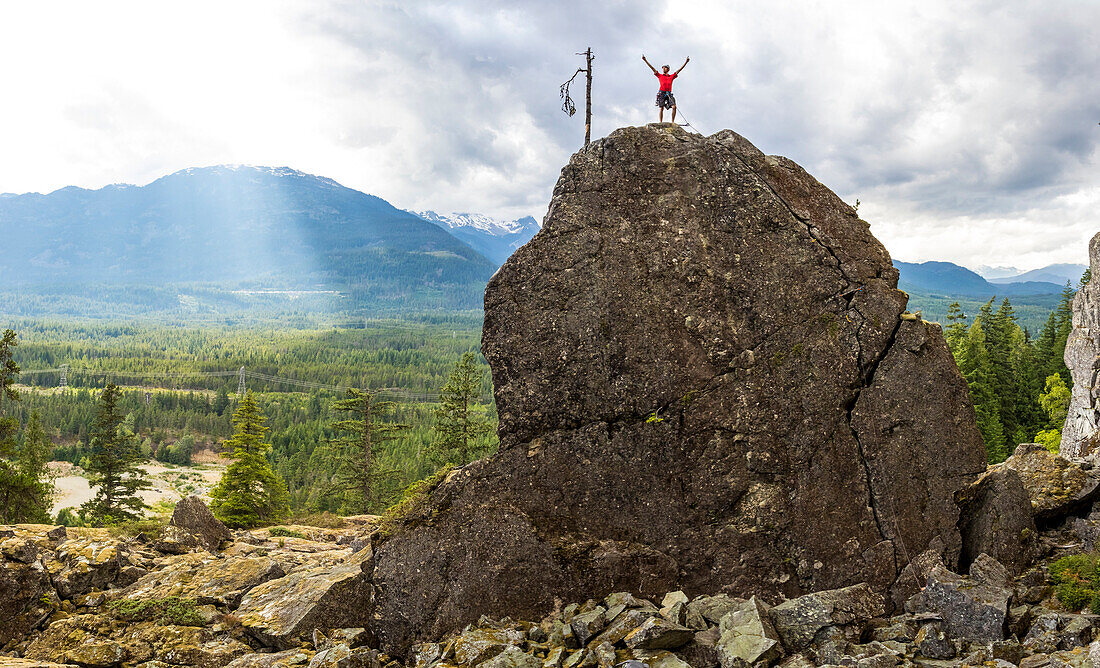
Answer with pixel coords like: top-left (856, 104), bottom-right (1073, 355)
top-left (622, 617), bottom-right (693, 651)
top-left (118, 552), bottom-right (285, 608)
top-left (715, 597), bottom-right (783, 666)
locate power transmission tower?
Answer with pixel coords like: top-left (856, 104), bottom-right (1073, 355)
top-left (59, 364), bottom-right (69, 389)
top-left (237, 366), bottom-right (246, 397)
top-left (560, 47), bottom-right (593, 146)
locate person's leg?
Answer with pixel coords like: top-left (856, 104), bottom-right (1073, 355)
top-left (659, 106), bottom-right (665, 122)
top-left (671, 104), bottom-right (677, 123)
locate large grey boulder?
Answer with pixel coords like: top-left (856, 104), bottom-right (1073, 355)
top-left (954, 467), bottom-right (1039, 575)
top-left (237, 548), bottom-right (372, 649)
top-left (923, 553), bottom-right (1012, 643)
top-left (1062, 232), bottom-right (1100, 458)
top-left (1002, 443), bottom-right (1100, 522)
top-left (367, 124), bottom-right (987, 656)
top-left (769, 584), bottom-right (886, 652)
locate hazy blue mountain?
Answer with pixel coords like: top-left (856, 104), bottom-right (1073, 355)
top-left (0, 166), bottom-right (495, 314)
top-left (988, 263), bottom-right (1087, 286)
top-left (894, 260), bottom-right (1063, 297)
top-left (975, 265), bottom-right (1023, 279)
top-left (414, 211), bottom-right (540, 266)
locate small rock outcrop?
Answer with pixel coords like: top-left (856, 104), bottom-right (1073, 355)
top-left (368, 124), bottom-right (988, 655)
top-left (1062, 232), bottom-right (1100, 458)
top-left (154, 495), bottom-right (233, 554)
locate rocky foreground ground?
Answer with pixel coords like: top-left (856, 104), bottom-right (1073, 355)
top-left (2, 441), bottom-right (1100, 668)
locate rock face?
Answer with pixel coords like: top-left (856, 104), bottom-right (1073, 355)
top-left (1062, 232), bottom-right (1100, 458)
top-left (368, 125), bottom-right (987, 655)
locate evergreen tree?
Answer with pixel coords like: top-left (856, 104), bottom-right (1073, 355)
top-left (210, 391), bottom-right (289, 527)
top-left (81, 384), bottom-right (149, 524)
top-left (956, 319), bottom-right (1007, 462)
top-left (328, 388), bottom-right (408, 513)
top-left (944, 302), bottom-right (968, 356)
top-left (0, 331), bottom-right (55, 523)
top-left (431, 352), bottom-right (494, 465)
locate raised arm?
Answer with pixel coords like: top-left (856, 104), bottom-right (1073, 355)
top-left (674, 57), bottom-right (690, 75)
top-left (642, 55), bottom-right (658, 74)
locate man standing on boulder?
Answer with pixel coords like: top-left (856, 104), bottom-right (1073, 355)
top-left (642, 55), bottom-right (689, 124)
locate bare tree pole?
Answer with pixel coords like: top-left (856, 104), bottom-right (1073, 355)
top-left (583, 47), bottom-right (592, 145)
top-left (560, 47), bottom-right (594, 146)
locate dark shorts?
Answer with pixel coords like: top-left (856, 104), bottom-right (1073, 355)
top-left (656, 90), bottom-right (676, 109)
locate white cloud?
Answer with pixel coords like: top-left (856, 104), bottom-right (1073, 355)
top-left (0, 0), bottom-right (1096, 270)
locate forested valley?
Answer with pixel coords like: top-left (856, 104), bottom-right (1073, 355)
top-left (0, 317), bottom-right (497, 527)
top-left (0, 272), bottom-right (1086, 529)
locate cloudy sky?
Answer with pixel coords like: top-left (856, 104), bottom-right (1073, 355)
top-left (1, 1), bottom-right (1097, 271)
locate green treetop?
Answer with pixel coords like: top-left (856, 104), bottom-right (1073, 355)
top-left (329, 388), bottom-right (408, 513)
top-left (210, 390), bottom-right (289, 527)
top-left (431, 352), bottom-right (494, 465)
top-left (81, 384), bottom-right (150, 525)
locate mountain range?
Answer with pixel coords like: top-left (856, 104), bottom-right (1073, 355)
top-left (0, 166), bottom-right (540, 319)
top-left (413, 211), bottom-right (540, 266)
top-left (894, 261), bottom-right (1069, 297)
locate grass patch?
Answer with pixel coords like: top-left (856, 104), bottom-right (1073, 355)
top-left (287, 511), bottom-right (347, 529)
top-left (268, 527), bottom-right (306, 539)
top-left (107, 517), bottom-right (168, 540)
top-left (376, 464), bottom-right (454, 541)
top-left (109, 597), bottom-right (205, 626)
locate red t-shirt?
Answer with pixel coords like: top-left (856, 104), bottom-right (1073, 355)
top-left (656, 72), bottom-right (677, 91)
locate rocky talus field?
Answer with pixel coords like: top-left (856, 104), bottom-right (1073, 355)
top-left (6, 125), bottom-right (1100, 668)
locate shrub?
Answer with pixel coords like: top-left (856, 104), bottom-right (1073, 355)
top-left (108, 597), bottom-right (205, 626)
top-left (1050, 553), bottom-right (1100, 611)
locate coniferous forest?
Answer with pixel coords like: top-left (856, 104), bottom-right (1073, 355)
top-left (0, 318), bottom-right (497, 525)
top-left (943, 277), bottom-right (1084, 462)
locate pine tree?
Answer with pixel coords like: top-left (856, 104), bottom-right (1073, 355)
top-left (432, 352), bottom-right (494, 465)
top-left (956, 319), bottom-right (1007, 462)
top-left (81, 384), bottom-right (150, 525)
top-left (328, 388), bottom-right (408, 513)
top-left (210, 391), bottom-right (289, 527)
top-left (944, 302), bottom-right (968, 357)
top-left (0, 331), bottom-right (55, 523)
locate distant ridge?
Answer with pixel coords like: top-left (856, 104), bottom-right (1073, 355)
top-left (0, 165), bottom-right (495, 315)
top-left (894, 260), bottom-right (1064, 297)
top-left (988, 263), bottom-right (1087, 286)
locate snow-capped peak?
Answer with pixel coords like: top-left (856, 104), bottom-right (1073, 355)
top-left (415, 210), bottom-right (539, 236)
